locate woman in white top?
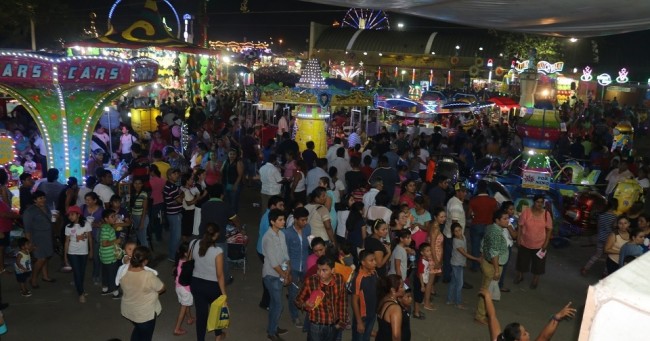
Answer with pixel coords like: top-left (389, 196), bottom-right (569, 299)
top-left (120, 246), bottom-right (165, 341)
top-left (118, 126), bottom-right (137, 163)
top-left (64, 205), bottom-right (93, 303)
top-left (180, 173), bottom-right (202, 241)
top-left (190, 223), bottom-right (227, 341)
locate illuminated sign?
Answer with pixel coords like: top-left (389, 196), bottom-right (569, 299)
top-left (597, 73), bottom-right (612, 86)
top-left (515, 60), bottom-right (564, 74)
top-left (616, 68), bottom-right (629, 84)
top-left (487, 58), bottom-right (493, 68)
top-left (580, 66), bottom-right (593, 81)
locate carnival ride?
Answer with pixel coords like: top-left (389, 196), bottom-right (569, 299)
top-left (341, 8), bottom-right (390, 30)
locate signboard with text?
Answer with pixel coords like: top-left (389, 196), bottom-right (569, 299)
top-left (522, 170), bottom-right (551, 190)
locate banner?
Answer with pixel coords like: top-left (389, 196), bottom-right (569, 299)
top-left (522, 170), bottom-right (551, 190)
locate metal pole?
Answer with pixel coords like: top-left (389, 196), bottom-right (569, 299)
top-left (30, 17), bottom-right (36, 51)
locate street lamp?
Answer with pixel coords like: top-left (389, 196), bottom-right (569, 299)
top-left (569, 37), bottom-right (578, 43)
top-left (401, 69), bottom-right (406, 81)
top-left (397, 23), bottom-right (404, 29)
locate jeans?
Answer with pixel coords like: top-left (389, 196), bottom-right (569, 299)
top-left (475, 259), bottom-right (502, 321)
top-left (129, 316), bottom-right (156, 341)
top-left (216, 242), bottom-right (230, 280)
top-left (225, 185), bottom-right (242, 213)
top-left (288, 269), bottom-right (305, 320)
top-left (167, 214), bottom-right (182, 260)
top-left (351, 316), bottom-right (375, 341)
top-left (150, 203), bottom-right (165, 241)
top-left (101, 261), bottom-right (119, 292)
top-left (132, 214), bottom-right (149, 247)
top-left (263, 275), bottom-right (284, 336)
top-left (309, 323), bottom-right (337, 341)
top-left (499, 247), bottom-right (513, 288)
top-left (68, 254), bottom-right (87, 295)
top-left (92, 239), bottom-right (101, 281)
top-left (190, 277), bottom-right (223, 341)
top-left (469, 224), bottom-right (487, 271)
top-left (258, 252), bottom-right (270, 308)
top-left (442, 236), bottom-right (453, 282)
top-left (447, 265), bottom-right (464, 305)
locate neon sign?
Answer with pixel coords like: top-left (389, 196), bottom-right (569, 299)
top-left (616, 68), bottom-right (629, 84)
top-left (515, 60), bottom-right (564, 74)
top-left (580, 67), bottom-right (593, 81)
top-left (487, 58), bottom-right (493, 68)
top-left (597, 73), bottom-right (612, 86)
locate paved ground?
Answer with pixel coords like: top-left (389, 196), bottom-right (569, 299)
top-left (3, 188), bottom-right (601, 341)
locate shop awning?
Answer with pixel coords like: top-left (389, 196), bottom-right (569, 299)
top-left (488, 97), bottom-right (520, 108)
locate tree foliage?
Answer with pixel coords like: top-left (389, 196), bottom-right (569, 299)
top-left (0, 0), bottom-right (71, 49)
top-left (493, 32), bottom-right (564, 61)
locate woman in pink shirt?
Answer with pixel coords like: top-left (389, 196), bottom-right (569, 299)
top-left (149, 165), bottom-right (166, 242)
top-left (515, 194), bottom-right (553, 289)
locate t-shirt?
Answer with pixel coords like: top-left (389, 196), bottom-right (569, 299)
top-left (99, 223), bottom-right (117, 264)
top-left (93, 183), bottom-right (115, 206)
top-left (469, 195), bottom-right (498, 225)
top-left (131, 191), bottom-right (148, 216)
top-left (200, 198), bottom-right (236, 243)
top-left (417, 258), bottom-right (430, 284)
top-left (120, 270), bottom-right (164, 323)
top-left (305, 204), bottom-right (332, 241)
top-left (163, 181), bottom-right (183, 215)
top-left (65, 222), bottom-right (92, 255)
top-left (120, 134), bottom-right (135, 154)
top-left (389, 244), bottom-right (408, 280)
top-left (444, 196), bottom-right (466, 238)
top-left (151, 161), bottom-right (170, 181)
top-left (352, 270), bottom-right (378, 319)
top-left (192, 242), bottom-right (223, 282)
top-left (518, 208), bottom-right (552, 249)
top-left (364, 237), bottom-right (387, 276)
top-left (597, 212), bottom-right (617, 243)
top-left (410, 208), bottom-right (431, 227)
top-left (451, 238), bottom-right (468, 266)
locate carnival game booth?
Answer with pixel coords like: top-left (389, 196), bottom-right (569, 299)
top-left (488, 96), bottom-right (520, 121)
top-left (260, 59), bottom-right (374, 156)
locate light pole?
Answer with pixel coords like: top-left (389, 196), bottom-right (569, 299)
top-left (223, 56), bottom-right (230, 83)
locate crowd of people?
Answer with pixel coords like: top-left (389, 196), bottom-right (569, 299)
top-left (0, 90), bottom-right (648, 341)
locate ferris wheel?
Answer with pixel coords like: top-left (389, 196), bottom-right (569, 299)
top-left (341, 8), bottom-right (390, 30)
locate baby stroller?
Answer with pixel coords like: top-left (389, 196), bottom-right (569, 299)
top-left (226, 224), bottom-right (248, 275)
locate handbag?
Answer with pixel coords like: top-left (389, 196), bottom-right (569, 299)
top-left (207, 295), bottom-right (230, 331)
top-left (488, 280), bottom-right (501, 301)
top-left (178, 240), bottom-right (198, 286)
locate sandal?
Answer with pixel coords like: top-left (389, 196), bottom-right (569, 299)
top-left (412, 313), bottom-right (426, 320)
top-left (423, 305), bottom-right (436, 311)
top-left (42, 278), bottom-right (57, 283)
top-left (186, 317), bottom-right (195, 325)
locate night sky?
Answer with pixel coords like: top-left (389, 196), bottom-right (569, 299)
top-left (13, 0), bottom-right (650, 79)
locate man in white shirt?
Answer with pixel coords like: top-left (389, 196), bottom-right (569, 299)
top-left (362, 177), bottom-right (383, 216)
top-left (330, 147), bottom-right (351, 181)
top-left (443, 183), bottom-right (467, 283)
top-left (605, 159), bottom-right (634, 195)
top-left (93, 169), bottom-right (116, 208)
top-left (326, 137), bottom-right (349, 166)
top-left (259, 154), bottom-right (283, 212)
top-left (348, 128), bottom-right (361, 149)
top-left (277, 113), bottom-right (289, 136)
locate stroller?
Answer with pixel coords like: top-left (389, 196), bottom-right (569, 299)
top-left (226, 224), bottom-right (248, 275)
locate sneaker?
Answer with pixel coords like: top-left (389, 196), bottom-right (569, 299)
top-left (101, 288), bottom-right (112, 296)
top-left (276, 328), bottom-right (288, 335)
top-left (112, 292), bottom-right (122, 300)
top-left (79, 295), bottom-right (86, 303)
top-left (293, 318), bottom-right (303, 328)
top-left (267, 334), bottom-right (282, 341)
top-left (21, 290), bottom-right (32, 297)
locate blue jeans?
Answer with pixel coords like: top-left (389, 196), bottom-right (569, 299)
top-left (264, 275), bottom-right (284, 336)
top-left (68, 254), bottom-right (87, 295)
top-left (92, 239), bottom-right (101, 281)
top-left (469, 224), bottom-right (487, 271)
top-left (442, 235), bottom-right (453, 282)
top-left (216, 242), bottom-right (230, 280)
top-left (447, 265), bottom-right (464, 305)
top-left (225, 185), bottom-right (242, 213)
top-left (129, 315), bottom-right (156, 341)
top-left (351, 316), bottom-right (375, 341)
top-left (167, 214), bottom-right (182, 260)
top-left (150, 203), bottom-right (165, 241)
top-left (309, 323), bottom-right (337, 341)
top-left (132, 214), bottom-right (149, 247)
top-left (288, 269), bottom-right (305, 320)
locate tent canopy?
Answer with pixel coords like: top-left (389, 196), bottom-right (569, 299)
top-left (488, 97), bottom-right (520, 107)
top-left (301, 0), bottom-right (650, 37)
top-left (66, 0), bottom-right (216, 55)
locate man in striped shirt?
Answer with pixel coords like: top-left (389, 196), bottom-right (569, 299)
top-left (163, 168), bottom-right (184, 261)
top-left (296, 255), bottom-right (348, 341)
